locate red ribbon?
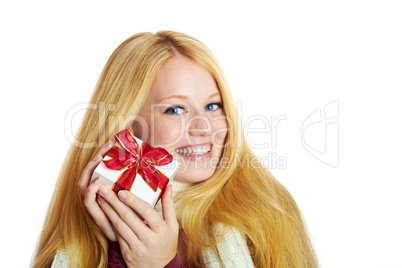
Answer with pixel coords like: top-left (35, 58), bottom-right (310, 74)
top-left (103, 129), bottom-right (173, 193)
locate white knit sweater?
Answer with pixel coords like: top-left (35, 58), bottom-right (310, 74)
top-left (51, 180), bottom-right (254, 267)
top-left (154, 180), bottom-right (255, 267)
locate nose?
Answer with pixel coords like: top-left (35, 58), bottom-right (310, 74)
top-left (187, 114), bottom-right (212, 136)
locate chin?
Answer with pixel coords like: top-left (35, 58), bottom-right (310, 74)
top-left (174, 169), bottom-right (215, 183)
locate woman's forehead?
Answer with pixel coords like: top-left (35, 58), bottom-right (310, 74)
top-left (149, 56), bottom-right (221, 101)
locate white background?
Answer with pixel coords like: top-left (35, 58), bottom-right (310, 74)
top-left (1, 1), bottom-right (401, 267)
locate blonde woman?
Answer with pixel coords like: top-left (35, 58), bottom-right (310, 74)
top-left (32, 31), bottom-right (318, 267)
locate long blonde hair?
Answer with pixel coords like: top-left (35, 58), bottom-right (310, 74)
top-left (32, 31), bottom-right (317, 267)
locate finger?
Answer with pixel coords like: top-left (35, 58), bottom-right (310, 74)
top-left (83, 177), bottom-right (117, 241)
top-left (161, 185), bottom-right (179, 232)
top-left (98, 191), bottom-right (141, 248)
top-left (77, 154), bottom-right (102, 196)
top-left (115, 233), bottom-right (131, 259)
top-left (117, 189), bottom-right (165, 232)
top-left (98, 185), bottom-right (151, 241)
top-left (77, 140), bottom-right (114, 195)
top-left (115, 233), bottom-right (130, 252)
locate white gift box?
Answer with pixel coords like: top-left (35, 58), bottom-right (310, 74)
top-left (91, 130), bottom-right (179, 207)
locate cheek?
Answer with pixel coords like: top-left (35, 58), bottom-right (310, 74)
top-left (213, 119), bottom-right (229, 144)
top-left (152, 120), bottom-right (183, 148)
top-left (131, 113), bottom-right (152, 142)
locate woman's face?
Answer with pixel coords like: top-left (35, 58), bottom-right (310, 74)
top-left (131, 54), bottom-right (228, 183)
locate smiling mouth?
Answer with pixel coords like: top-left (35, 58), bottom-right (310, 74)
top-left (175, 145), bottom-right (211, 156)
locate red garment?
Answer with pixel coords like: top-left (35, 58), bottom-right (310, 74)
top-left (107, 240), bottom-right (195, 268)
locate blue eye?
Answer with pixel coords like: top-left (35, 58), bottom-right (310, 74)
top-left (164, 106), bottom-right (185, 115)
top-left (205, 102), bottom-right (223, 111)
top-left (164, 102), bottom-right (222, 115)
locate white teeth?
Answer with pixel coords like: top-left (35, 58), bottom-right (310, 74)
top-left (175, 146), bottom-right (211, 156)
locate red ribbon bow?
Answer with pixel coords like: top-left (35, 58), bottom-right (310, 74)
top-left (103, 129), bottom-right (173, 193)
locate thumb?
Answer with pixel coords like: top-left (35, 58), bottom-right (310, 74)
top-left (161, 185), bottom-right (178, 231)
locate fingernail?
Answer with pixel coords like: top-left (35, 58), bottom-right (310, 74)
top-left (118, 191), bottom-right (127, 199)
top-left (95, 177), bottom-right (102, 185)
top-left (92, 155), bottom-right (101, 162)
top-left (100, 185), bottom-right (108, 195)
top-left (98, 195), bottom-right (105, 204)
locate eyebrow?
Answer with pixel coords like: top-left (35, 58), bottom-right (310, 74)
top-left (158, 92), bottom-right (220, 103)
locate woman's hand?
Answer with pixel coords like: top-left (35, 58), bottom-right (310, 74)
top-left (77, 140), bottom-right (117, 241)
top-left (97, 184), bottom-right (179, 268)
